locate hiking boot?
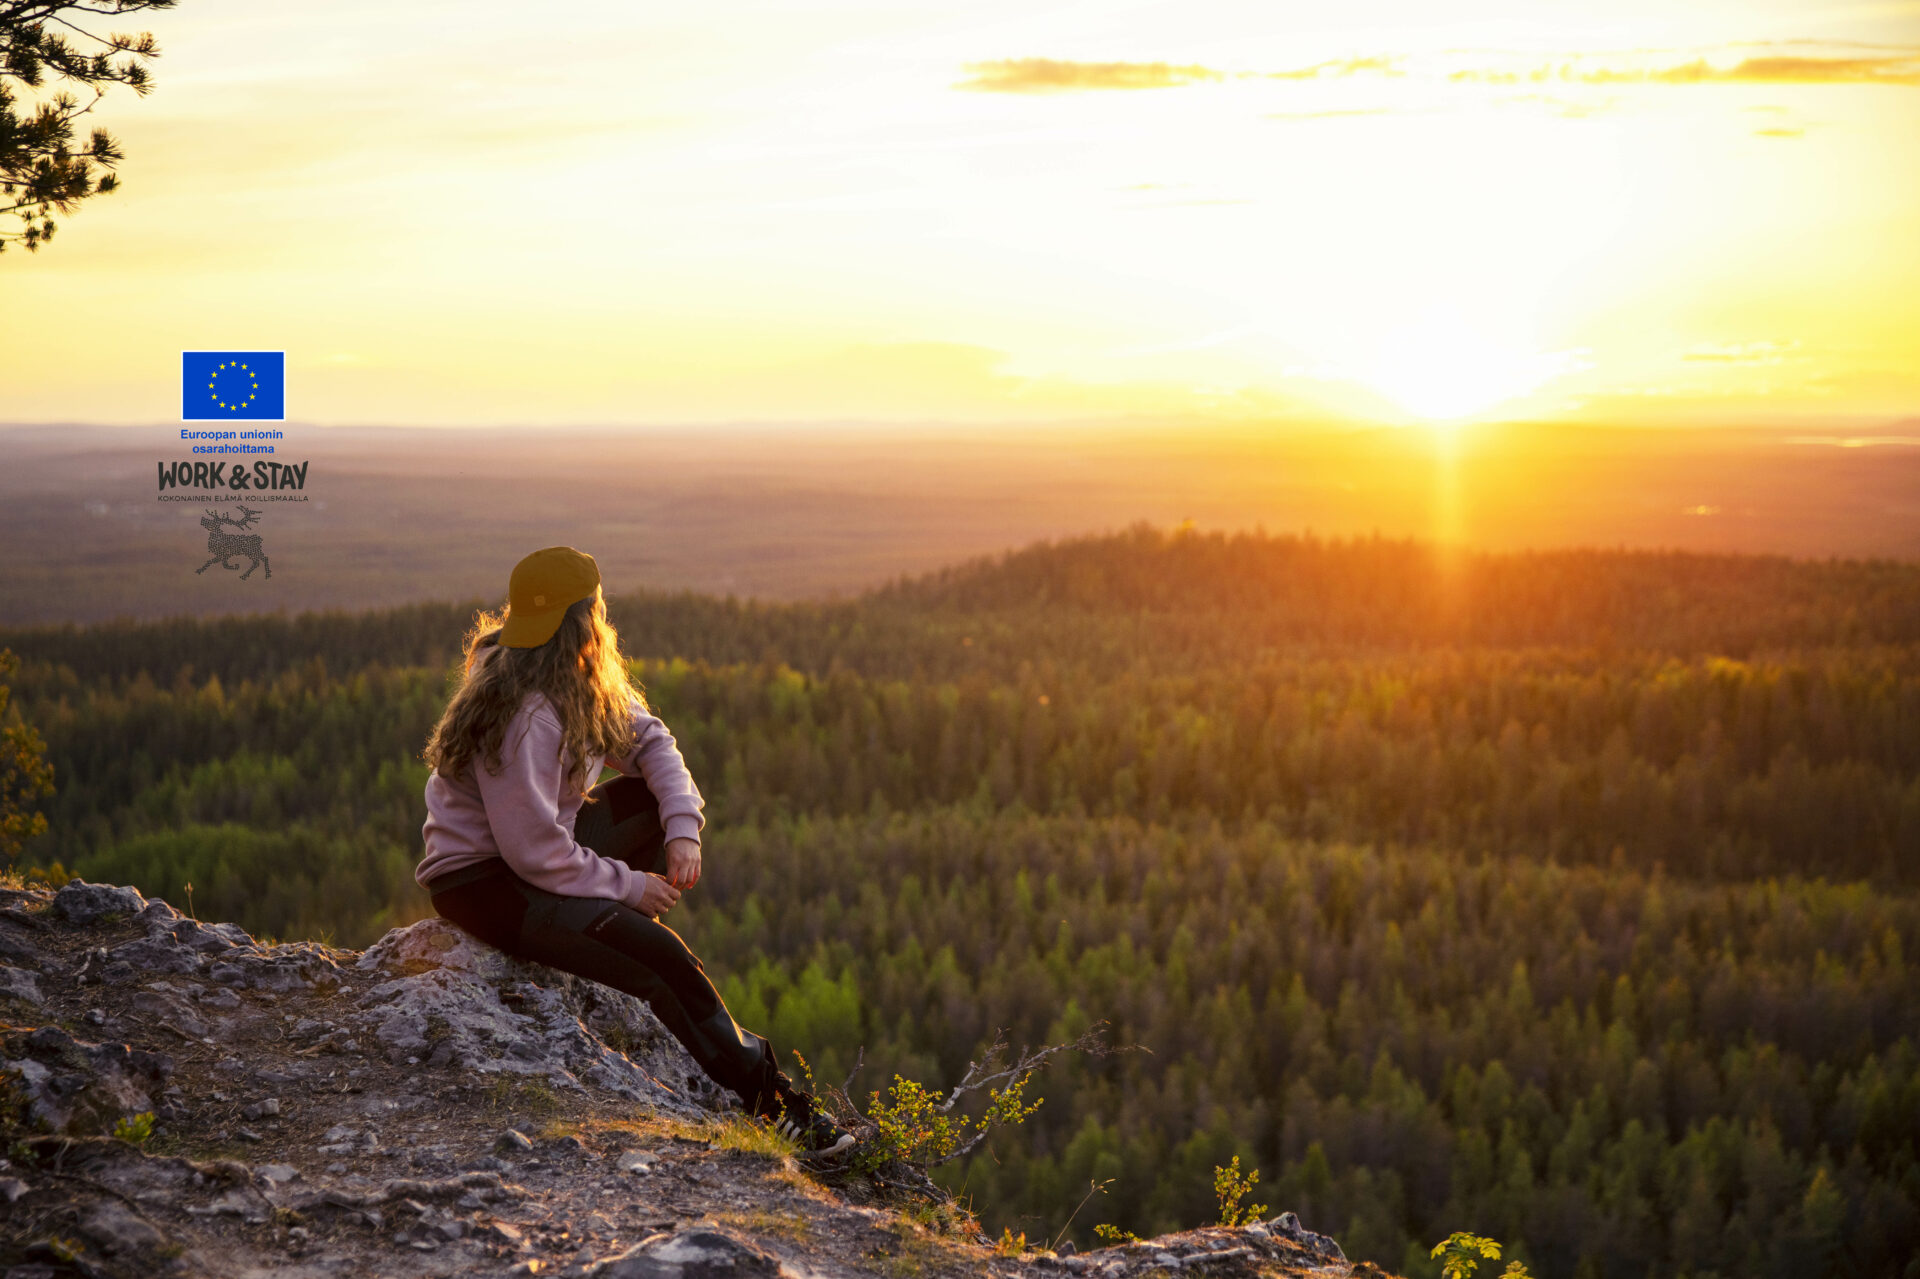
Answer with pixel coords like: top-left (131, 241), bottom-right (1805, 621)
top-left (760, 1076), bottom-right (856, 1162)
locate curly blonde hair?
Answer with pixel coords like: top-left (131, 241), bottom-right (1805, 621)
top-left (424, 587), bottom-right (646, 797)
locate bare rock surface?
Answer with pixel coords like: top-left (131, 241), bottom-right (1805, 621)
top-left (51, 881), bottom-right (149, 926)
top-left (352, 919), bottom-right (715, 1112)
top-left (1, 879), bottom-right (1380, 1279)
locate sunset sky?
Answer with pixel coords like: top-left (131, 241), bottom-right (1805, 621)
top-left (3, 0), bottom-right (1918, 429)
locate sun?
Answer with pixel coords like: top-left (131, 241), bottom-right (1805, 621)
top-left (1361, 304), bottom-right (1576, 424)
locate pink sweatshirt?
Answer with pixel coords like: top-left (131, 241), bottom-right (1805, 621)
top-left (415, 681), bottom-right (706, 909)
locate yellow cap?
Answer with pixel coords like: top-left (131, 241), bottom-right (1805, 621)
top-left (498, 546), bottom-right (601, 648)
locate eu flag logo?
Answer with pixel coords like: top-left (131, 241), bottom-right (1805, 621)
top-left (182, 351), bottom-right (285, 421)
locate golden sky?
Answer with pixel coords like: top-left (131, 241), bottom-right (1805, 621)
top-left (3, 0), bottom-right (1918, 428)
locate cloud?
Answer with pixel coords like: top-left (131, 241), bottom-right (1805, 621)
top-left (1754, 126), bottom-right (1805, 138)
top-left (954, 58), bottom-right (1225, 93)
top-left (952, 54), bottom-right (1404, 94)
top-left (1260, 56), bottom-right (1401, 80)
top-left (952, 44), bottom-right (1920, 99)
top-left (1591, 54), bottom-right (1920, 84)
top-left (1450, 51), bottom-right (1920, 87)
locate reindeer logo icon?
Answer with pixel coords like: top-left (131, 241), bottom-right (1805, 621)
top-left (196, 505), bottom-right (272, 580)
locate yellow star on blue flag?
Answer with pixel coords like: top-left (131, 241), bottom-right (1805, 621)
top-left (182, 351), bottom-right (285, 420)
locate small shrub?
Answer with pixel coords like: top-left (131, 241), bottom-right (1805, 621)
top-left (861, 1076), bottom-right (966, 1170)
top-left (24, 862), bottom-right (70, 888)
top-left (112, 1112), bottom-right (156, 1148)
top-left (902, 1200), bottom-right (976, 1237)
top-left (855, 1068), bottom-right (1042, 1175)
top-left (1431, 1232), bottom-right (1532, 1279)
top-left (1094, 1223), bottom-right (1140, 1245)
top-left (1213, 1156), bottom-right (1268, 1227)
top-left (993, 1227), bottom-right (1027, 1257)
top-left (42, 1237), bottom-right (86, 1263)
top-left (0, 648), bottom-right (55, 865)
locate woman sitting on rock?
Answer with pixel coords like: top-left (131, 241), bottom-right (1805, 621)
top-left (414, 546), bottom-right (855, 1161)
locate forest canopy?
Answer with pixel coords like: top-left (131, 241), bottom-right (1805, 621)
top-left (4, 526), bottom-right (1916, 1278)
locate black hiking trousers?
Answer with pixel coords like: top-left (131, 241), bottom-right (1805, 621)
top-left (423, 774), bottom-right (780, 1108)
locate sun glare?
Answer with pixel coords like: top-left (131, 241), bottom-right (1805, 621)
top-left (1361, 305), bottom-right (1576, 424)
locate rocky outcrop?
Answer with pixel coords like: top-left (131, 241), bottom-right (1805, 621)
top-left (353, 918), bottom-right (716, 1113)
top-left (0, 879), bottom-right (1377, 1279)
top-left (16, 879), bottom-right (719, 1120)
top-left (65, 888), bottom-right (346, 994)
top-left (1051, 1215), bottom-right (1352, 1277)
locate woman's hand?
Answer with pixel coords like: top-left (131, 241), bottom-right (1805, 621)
top-left (665, 837), bottom-right (702, 890)
top-left (634, 872), bottom-right (681, 919)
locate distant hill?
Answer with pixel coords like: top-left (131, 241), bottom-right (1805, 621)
top-left (870, 524), bottom-right (1920, 651)
top-left (6, 421), bottom-right (1919, 626)
top-left (4, 526), bottom-right (1918, 689)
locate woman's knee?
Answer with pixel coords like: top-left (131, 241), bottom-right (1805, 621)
top-left (586, 908), bottom-right (719, 1012)
top-left (585, 905), bottom-right (705, 972)
top-left (594, 774), bottom-right (662, 825)
top-left (577, 776), bottom-right (667, 872)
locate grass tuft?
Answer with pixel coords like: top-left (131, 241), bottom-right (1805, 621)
top-left (711, 1114), bottom-right (798, 1162)
top-left (714, 1208), bottom-right (813, 1242)
top-left (481, 1074), bottom-right (562, 1115)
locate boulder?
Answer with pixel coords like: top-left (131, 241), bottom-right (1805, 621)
top-left (51, 880), bottom-right (149, 925)
top-left (351, 917), bottom-right (711, 1114)
top-left (1268, 1210), bottom-right (1348, 1266)
top-left (106, 936), bottom-right (205, 977)
top-left (149, 916), bottom-right (241, 955)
